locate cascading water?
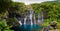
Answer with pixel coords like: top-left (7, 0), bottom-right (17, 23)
top-left (29, 10), bottom-right (33, 25)
top-left (38, 12), bottom-right (43, 24)
top-left (24, 12), bottom-right (28, 25)
top-left (19, 20), bottom-right (22, 25)
top-left (24, 16), bottom-right (27, 25)
top-left (14, 13), bottom-right (22, 26)
top-left (14, 10), bottom-right (43, 31)
top-left (34, 14), bottom-right (36, 24)
top-left (38, 13), bottom-right (41, 23)
top-left (24, 15), bottom-right (27, 25)
top-left (42, 12), bottom-right (43, 22)
top-left (16, 17), bottom-right (22, 25)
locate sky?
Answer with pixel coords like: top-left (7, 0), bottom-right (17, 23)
top-left (12, 0), bottom-right (54, 5)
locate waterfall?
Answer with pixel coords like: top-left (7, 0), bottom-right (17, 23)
top-left (34, 14), bottom-right (36, 24)
top-left (17, 18), bottom-right (22, 25)
top-left (38, 13), bottom-right (41, 23)
top-left (19, 21), bottom-right (22, 25)
top-left (14, 16), bottom-right (22, 25)
top-left (29, 10), bottom-right (33, 25)
top-left (24, 12), bottom-right (28, 25)
top-left (42, 12), bottom-right (43, 22)
top-left (16, 10), bottom-right (43, 31)
top-left (24, 16), bottom-right (27, 25)
top-left (38, 12), bottom-right (43, 24)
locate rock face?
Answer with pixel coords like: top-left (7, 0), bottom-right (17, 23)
top-left (50, 21), bottom-right (57, 29)
top-left (43, 21), bottom-right (57, 31)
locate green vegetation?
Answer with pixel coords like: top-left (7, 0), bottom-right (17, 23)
top-left (31, 1), bottom-right (60, 26)
top-left (30, 1), bottom-right (60, 31)
top-left (0, 19), bottom-right (14, 31)
top-left (0, 0), bottom-right (60, 31)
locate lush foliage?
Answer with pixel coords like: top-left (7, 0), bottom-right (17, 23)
top-left (0, 0), bottom-right (60, 31)
top-left (31, 1), bottom-right (60, 21)
top-left (0, 20), bottom-right (14, 31)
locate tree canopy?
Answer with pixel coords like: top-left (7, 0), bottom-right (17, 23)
top-left (31, 1), bottom-right (60, 21)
